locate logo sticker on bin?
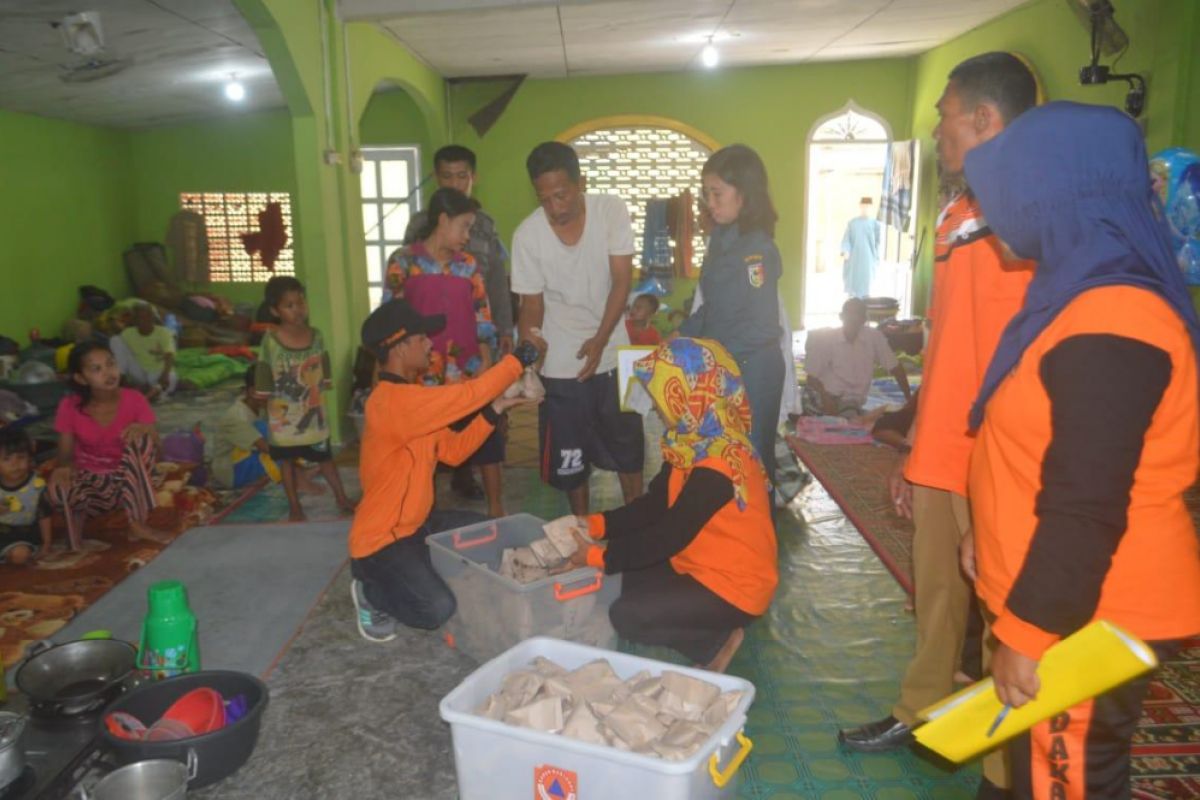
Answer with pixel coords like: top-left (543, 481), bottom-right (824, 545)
top-left (534, 765), bottom-right (577, 800)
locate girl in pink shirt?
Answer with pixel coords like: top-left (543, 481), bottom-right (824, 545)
top-left (49, 342), bottom-right (164, 548)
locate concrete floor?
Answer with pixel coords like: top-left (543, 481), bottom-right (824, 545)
top-left (191, 465), bottom-right (594, 800)
top-left (187, 411), bottom-right (979, 799)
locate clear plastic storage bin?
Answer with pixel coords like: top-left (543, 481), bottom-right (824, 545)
top-left (427, 514), bottom-right (620, 663)
top-left (440, 636), bottom-right (756, 800)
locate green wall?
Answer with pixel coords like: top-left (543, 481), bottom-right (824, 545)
top-left (233, 0), bottom-right (450, 440)
top-left (0, 106), bottom-right (302, 341)
top-left (360, 87), bottom-right (438, 182)
top-left (0, 110), bottom-right (135, 341)
top-left (128, 108), bottom-right (298, 306)
top-left (449, 59), bottom-right (918, 323)
top-left (908, 0), bottom-right (1199, 309)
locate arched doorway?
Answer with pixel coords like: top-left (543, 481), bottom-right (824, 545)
top-left (803, 102), bottom-right (913, 330)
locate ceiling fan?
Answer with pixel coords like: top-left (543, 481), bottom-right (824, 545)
top-left (52, 11), bottom-right (132, 83)
top-left (1066, 0), bottom-right (1145, 117)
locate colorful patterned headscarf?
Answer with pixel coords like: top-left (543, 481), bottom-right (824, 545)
top-left (634, 337), bottom-right (759, 509)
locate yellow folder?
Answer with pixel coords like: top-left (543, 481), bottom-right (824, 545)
top-left (912, 620), bottom-right (1158, 763)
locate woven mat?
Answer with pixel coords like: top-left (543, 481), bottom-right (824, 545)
top-left (786, 434), bottom-right (915, 593)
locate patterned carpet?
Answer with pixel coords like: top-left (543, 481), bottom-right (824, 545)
top-left (0, 461), bottom-right (239, 668)
top-left (1, 381), bottom-right (255, 668)
top-left (786, 434), bottom-right (915, 593)
top-left (787, 435), bottom-right (1200, 798)
top-left (1132, 638), bottom-right (1200, 798)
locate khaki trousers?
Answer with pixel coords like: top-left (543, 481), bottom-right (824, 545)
top-left (892, 485), bottom-right (1009, 788)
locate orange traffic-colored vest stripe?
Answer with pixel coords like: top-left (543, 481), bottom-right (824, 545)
top-left (970, 286), bottom-right (1200, 657)
top-left (906, 193), bottom-right (1034, 494)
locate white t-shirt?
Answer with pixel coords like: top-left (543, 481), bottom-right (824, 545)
top-left (511, 193), bottom-right (635, 379)
top-left (804, 326), bottom-right (898, 404)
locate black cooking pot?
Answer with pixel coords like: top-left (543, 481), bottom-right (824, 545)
top-left (15, 639), bottom-right (138, 715)
top-left (99, 671), bottom-right (269, 788)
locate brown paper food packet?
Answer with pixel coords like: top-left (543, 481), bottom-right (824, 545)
top-left (561, 702), bottom-right (608, 745)
top-left (542, 515), bottom-right (586, 558)
top-left (603, 695), bottom-right (668, 749)
top-left (659, 671), bottom-right (722, 722)
top-left (504, 695), bottom-right (565, 733)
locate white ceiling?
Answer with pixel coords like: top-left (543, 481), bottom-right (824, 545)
top-left (0, 0), bottom-right (281, 129)
top-left (348, 0), bottom-right (1034, 79)
top-left (0, 0), bottom-right (1034, 130)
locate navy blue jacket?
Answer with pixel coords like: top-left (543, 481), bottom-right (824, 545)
top-left (680, 224), bottom-right (782, 358)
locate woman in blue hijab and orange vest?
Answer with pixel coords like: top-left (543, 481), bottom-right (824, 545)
top-left (962, 101), bottom-right (1200, 798)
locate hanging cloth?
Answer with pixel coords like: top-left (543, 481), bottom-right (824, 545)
top-left (667, 190), bottom-right (697, 278)
top-left (879, 140), bottom-right (916, 232)
top-left (641, 198), bottom-right (673, 274)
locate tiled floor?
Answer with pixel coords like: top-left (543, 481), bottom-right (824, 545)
top-left (730, 484), bottom-right (979, 799)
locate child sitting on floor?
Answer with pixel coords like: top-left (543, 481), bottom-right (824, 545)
top-left (253, 276), bottom-right (355, 521)
top-left (0, 427), bottom-right (53, 563)
top-left (625, 293), bottom-right (662, 346)
top-left (212, 366), bottom-right (325, 493)
top-left (110, 303), bottom-right (179, 401)
top-left (49, 341), bottom-right (168, 546)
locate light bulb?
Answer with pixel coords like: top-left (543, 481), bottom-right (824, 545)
top-left (701, 42), bottom-right (719, 68)
top-left (224, 79), bottom-right (246, 102)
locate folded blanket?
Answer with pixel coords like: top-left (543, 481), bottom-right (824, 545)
top-left (174, 349), bottom-right (248, 389)
top-left (793, 416), bottom-right (873, 446)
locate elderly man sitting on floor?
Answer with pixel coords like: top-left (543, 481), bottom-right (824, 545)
top-left (803, 298), bottom-right (911, 418)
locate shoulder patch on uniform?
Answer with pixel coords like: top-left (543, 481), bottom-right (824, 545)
top-left (745, 254), bottom-right (765, 288)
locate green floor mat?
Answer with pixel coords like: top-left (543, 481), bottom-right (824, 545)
top-left (725, 484), bottom-right (980, 799)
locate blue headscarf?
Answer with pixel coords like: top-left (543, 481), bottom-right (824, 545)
top-left (965, 101), bottom-right (1200, 429)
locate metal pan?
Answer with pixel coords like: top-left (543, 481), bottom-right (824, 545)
top-left (15, 639), bottom-right (138, 715)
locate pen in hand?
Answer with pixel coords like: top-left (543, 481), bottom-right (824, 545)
top-left (986, 704), bottom-right (1011, 738)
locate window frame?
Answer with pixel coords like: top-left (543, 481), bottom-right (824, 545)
top-left (178, 191), bottom-right (296, 283)
top-left (562, 118), bottom-right (716, 274)
top-left (360, 145), bottom-right (422, 309)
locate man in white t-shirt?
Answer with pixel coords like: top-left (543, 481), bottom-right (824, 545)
top-left (804, 298), bottom-right (911, 417)
top-left (512, 142), bottom-right (644, 515)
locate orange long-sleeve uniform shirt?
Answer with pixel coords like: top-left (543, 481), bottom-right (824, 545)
top-left (348, 356), bottom-right (522, 559)
top-left (970, 286), bottom-right (1200, 659)
top-left (905, 193), bottom-right (1034, 494)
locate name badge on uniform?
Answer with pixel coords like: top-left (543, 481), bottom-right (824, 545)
top-left (745, 255), bottom-right (765, 288)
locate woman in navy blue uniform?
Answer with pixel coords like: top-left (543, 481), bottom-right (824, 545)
top-left (680, 144), bottom-right (784, 482)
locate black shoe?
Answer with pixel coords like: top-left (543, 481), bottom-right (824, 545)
top-left (837, 715), bottom-right (914, 752)
top-left (975, 779), bottom-right (1012, 800)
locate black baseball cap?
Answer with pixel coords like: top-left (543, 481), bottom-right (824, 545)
top-left (361, 299), bottom-right (445, 354)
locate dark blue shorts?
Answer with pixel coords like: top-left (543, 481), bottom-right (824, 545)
top-left (538, 369), bottom-right (644, 491)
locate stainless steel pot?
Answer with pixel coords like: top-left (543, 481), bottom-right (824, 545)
top-left (0, 711), bottom-right (28, 790)
top-left (85, 752), bottom-right (196, 800)
top-left (15, 639), bottom-right (137, 714)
